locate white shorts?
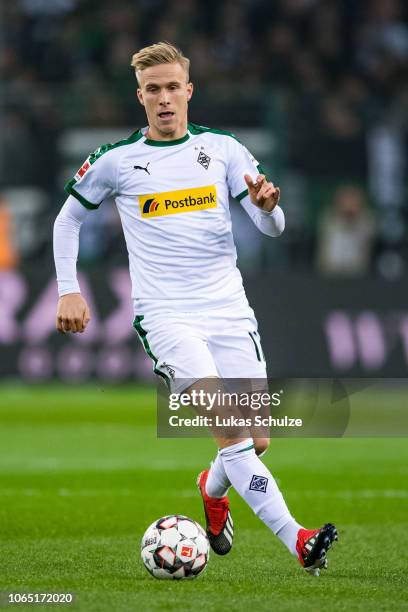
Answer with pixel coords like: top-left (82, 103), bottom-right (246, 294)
top-left (133, 303), bottom-right (267, 392)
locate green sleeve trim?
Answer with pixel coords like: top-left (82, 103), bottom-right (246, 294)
top-left (64, 179), bottom-right (100, 210)
top-left (235, 188), bottom-right (249, 202)
top-left (63, 129), bottom-right (144, 207)
top-left (188, 122), bottom-right (242, 143)
top-left (89, 129), bottom-right (143, 162)
top-left (234, 164), bottom-right (267, 202)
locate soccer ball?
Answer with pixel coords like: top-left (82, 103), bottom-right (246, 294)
top-left (141, 515), bottom-right (210, 579)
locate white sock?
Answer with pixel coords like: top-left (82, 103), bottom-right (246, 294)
top-left (219, 439), bottom-right (302, 555)
top-left (205, 452), bottom-right (231, 498)
top-left (276, 519), bottom-right (303, 555)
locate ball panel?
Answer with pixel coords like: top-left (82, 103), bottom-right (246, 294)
top-left (159, 526), bottom-right (182, 547)
top-left (177, 519), bottom-right (199, 538)
top-left (157, 545), bottom-right (176, 566)
top-left (176, 540), bottom-right (197, 563)
top-left (191, 553), bottom-right (206, 571)
top-left (141, 549), bottom-right (156, 575)
top-left (195, 532), bottom-right (210, 555)
top-left (157, 515), bottom-right (178, 529)
top-left (141, 527), bottom-right (160, 552)
top-left (152, 568), bottom-right (173, 580)
top-left (171, 566), bottom-right (186, 579)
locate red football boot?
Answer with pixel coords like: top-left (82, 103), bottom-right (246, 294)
top-left (197, 469), bottom-right (233, 555)
top-left (296, 523), bottom-right (338, 576)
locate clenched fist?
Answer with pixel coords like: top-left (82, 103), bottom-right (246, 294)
top-left (56, 293), bottom-right (90, 334)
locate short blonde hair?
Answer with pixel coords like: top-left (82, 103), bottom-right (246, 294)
top-left (131, 41), bottom-right (190, 85)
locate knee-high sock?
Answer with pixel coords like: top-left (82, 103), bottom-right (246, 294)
top-left (219, 439), bottom-right (302, 555)
top-left (206, 452), bottom-right (231, 498)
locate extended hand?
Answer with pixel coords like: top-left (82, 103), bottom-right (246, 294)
top-left (244, 174), bottom-right (280, 213)
top-left (56, 293), bottom-right (90, 334)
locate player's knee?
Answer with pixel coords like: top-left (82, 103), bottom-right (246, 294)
top-left (254, 437), bottom-right (270, 456)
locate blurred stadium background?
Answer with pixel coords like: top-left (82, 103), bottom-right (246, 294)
top-left (0, 0), bottom-right (407, 381)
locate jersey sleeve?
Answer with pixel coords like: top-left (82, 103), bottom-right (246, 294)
top-left (226, 137), bottom-right (265, 202)
top-left (64, 146), bottom-right (117, 210)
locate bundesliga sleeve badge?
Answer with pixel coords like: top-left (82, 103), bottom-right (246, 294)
top-left (74, 157), bottom-right (91, 181)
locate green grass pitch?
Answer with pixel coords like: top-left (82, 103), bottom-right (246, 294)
top-left (0, 384), bottom-right (407, 611)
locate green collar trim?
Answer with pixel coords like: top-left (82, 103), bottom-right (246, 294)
top-left (143, 132), bottom-right (190, 147)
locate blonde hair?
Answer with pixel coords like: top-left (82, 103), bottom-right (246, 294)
top-left (131, 41), bottom-right (190, 85)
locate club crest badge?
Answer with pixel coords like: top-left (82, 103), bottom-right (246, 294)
top-left (197, 151), bottom-right (211, 170)
top-left (249, 474), bottom-right (268, 493)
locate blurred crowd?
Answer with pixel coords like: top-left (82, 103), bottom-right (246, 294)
top-left (0, 0), bottom-right (407, 278)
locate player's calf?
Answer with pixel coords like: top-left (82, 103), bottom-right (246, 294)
top-left (253, 437), bottom-right (269, 456)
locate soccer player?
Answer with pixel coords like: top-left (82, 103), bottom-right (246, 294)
top-left (53, 42), bottom-right (337, 575)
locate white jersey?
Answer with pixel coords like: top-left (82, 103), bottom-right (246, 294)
top-left (65, 123), bottom-right (267, 313)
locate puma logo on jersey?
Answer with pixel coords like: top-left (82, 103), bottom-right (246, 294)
top-left (139, 185), bottom-right (217, 218)
top-left (134, 162), bottom-right (150, 174)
